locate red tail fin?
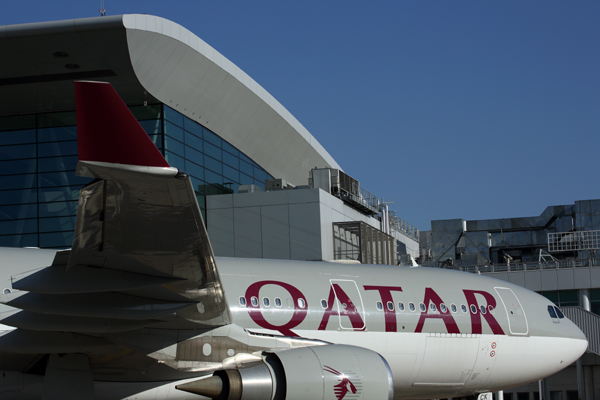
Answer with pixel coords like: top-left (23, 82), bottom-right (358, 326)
top-left (74, 81), bottom-right (169, 168)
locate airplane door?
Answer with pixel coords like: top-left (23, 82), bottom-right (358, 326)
top-left (495, 287), bottom-right (529, 335)
top-left (330, 280), bottom-right (366, 330)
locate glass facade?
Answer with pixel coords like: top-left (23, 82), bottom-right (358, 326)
top-left (0, 104), bottom-right (273, 249)
top-left (539, 290), bottom-right (578, 307)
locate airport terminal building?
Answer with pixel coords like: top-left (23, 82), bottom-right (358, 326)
top-left (421, 201), bottom-right (600, 400)
top-left (0, 14), bottom-right (419, 262)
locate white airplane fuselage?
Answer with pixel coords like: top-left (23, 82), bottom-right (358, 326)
top-left (0, 248), bottom-right (588, 400)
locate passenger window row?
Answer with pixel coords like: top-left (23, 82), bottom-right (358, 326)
top-left (377, 301), bottom-right (495, 315)
top-left (238, 295), bottom-right (496, 316)
top-left (238, 296), bottom-right (306, 309)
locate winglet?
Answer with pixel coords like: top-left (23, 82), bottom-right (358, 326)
top-left (75, 81), bottom-right (170, 168)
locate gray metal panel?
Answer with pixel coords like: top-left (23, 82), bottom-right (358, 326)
top-left (261, 205), bottom-right (291, 260)
top-left (557, 269), bottom-right (575, 290)
top-left (507, 272), bottom-right (525, 287)
top-left (502, 231), bottom-right (532, 247)
top-left (233, 207), bottom-right (262, 258)
top-left (233, 191), bottom-right (289, 208)
top-left (288, 188), bottom-right (322, 204)
top-left (540, 269), bottom-right (559, 291)
top-left (431, 219), bottom-right (464, 233)
top-left (289, 203), bottom-right (322, 260)
top-left (590, 267), bottom-right (600, 287)
top-left (489, 272), bottom-right (509, 282)
top-left (207, 207), bottom-right (235, 257)
top-left (574, 268), bottom-right (592, 289)
top-left (206, 194), bottom-right (234, 210)
top-left (524, 271), bottom-right (542, 291)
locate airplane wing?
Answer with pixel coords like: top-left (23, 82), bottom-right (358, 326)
top-left (2, 81), bottom-right (231, 333)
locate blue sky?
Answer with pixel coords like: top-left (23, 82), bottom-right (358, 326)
top-left (3, 1), bottom-right (599, 230)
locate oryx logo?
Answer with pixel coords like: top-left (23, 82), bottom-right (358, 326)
top-left (323, 365), bottom-right (358, 400)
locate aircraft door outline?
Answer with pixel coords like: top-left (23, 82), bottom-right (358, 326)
top-left (329, 279), bottom-right (366, 330)
top-left (495, 287), bottom-right (529, 335)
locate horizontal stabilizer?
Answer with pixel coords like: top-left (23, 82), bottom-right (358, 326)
top-left (0, 310), bottom-right (161, 333)
top-left (0, 291), bottom-right (194, 320)
top-left (11, 264), bottom-right (185, 294)
top-left (0, 329), bottom-right (114, 354)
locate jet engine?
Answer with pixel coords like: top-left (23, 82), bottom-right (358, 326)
top-left (176, 344), bottom-right (393, 400)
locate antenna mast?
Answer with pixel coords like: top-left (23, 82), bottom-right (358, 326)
top-left (99, 0), bottom-right (106, 16)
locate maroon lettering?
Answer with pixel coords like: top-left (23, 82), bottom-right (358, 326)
top-left (245, 281), bottom-right (307, 337)
top-left (363, 285), bottom-right (403, 332)
top-left (415, 287), bottom-right (460, 334)
top-left (463, 290), bottom-right (505, 335)
top-left (318, 284), bottom-right (365, 331)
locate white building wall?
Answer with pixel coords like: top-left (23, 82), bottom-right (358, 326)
top-left (207, 188), bottom-right (419, 262)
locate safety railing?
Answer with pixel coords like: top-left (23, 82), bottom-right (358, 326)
top-left (436, 258), bottom-right (600, 273)
top-left (560, 306), bottom-right (600, 356)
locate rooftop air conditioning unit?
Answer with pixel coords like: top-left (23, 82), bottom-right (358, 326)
top-left (238, 184), bottom-right (263, 193)
top-left (266, 178), bottom-right (294, 191)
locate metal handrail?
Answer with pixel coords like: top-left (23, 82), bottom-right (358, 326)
top-left (560, 306), bottom-right (600, 355)
top-left (434, 258), bottom-right (600, 273)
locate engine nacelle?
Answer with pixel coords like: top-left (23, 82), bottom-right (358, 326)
top-left (176, 344), bottom-right (393, 400)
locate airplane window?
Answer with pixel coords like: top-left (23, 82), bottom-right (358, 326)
top-left (430, 303), bottom-right (437, 312)
top-left (461, 304), bottom-right (467, 313)
top-left (387, 301), bottom-right (394, 311)
top-left (440, 303), bottom-right (447, 313)
top-left (470, 304), bottom-right (478, 314)
top-left (555, 306), bottom-right (565, 319)
top-left (298, 298), bottom-right (306, 309)
top-left (377, 302), bottom-right (383, 311)
top-left (480, 305), bottom-right (487, 314)
top-left (239, 297), bottom-right (246, 306)
top-left (548, 305), bottom-right (557, 318)
top-left (398, 302), bottom-right (405, 311)
top-left (321, 299), bottom-right (327, 309)
top-left (3, 288), bottom-right (11, 294)
top-left (488, 305), bottom-right (495, 314)
top-left (409, 303), bottom-right (415, 312)
top-left (451, 304), bottom-right (457, 313)
top-left (419, 303), bottom-right (426, 312)
top-left (251, 297), bottom-right (258, 307)
top-left (263, 298), bottom-right (270, 307)
top-left (275, 298), bottom-right (282, 307)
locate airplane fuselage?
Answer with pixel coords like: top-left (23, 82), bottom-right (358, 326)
top-left (218, 257), bottom-right (586, 398)
top-left (0, 248), bottom-right (588, 399)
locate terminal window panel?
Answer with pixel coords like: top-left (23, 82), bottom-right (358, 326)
top-left (538, 290), bottom-right (579, 308)
top-left (0, 104), bottom-right (273, 249)
top-left (333, 222), bottom-right (396, 265)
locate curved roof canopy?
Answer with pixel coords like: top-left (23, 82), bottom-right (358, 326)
top-left (0, 14), bottom-right (340, 186)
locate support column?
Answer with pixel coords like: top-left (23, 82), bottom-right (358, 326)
top-left (496, 390), bottom-right (504, 400)
top-left (580, 289), bottom-right (591, 312)
top-left (584, 366), bottom-right (593, 400)
top-left (577, 359), bottom-right (585, 400)
top-left (539, 379), bottom-right (547, 400)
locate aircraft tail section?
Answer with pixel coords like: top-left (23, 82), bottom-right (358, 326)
top-left (74, 80), bottom-right (169, 168)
